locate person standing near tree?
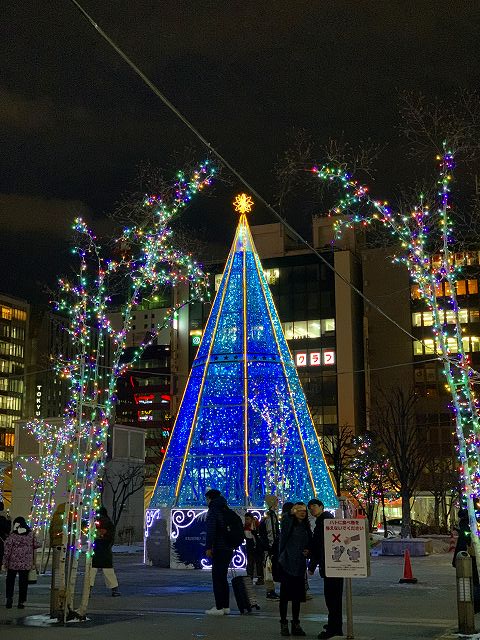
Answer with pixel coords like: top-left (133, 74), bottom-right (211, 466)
top-left (278, 502), bottom-right (312, 637)
top-left (308, 499), bottom-right (343, 640)
top-left (259, 494), bottom-right (280, 600)
top-left (90, 507), bottom-right (120, 597)
top-left (2, 517), bottom-right (39, 609)
top-left (0, 502), bottom-right (11, 570)
top-left (244, 512), bottom-right (264, 585)
top-left (204, 489), bottom-right (238, 616)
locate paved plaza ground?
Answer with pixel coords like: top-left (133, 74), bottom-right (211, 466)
top-left (0, 550), bottom-right (469, 639)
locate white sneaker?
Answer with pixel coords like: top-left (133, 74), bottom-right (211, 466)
top-left (205, 606), bottom-right (225, 616)
top-left (223, 608), bottom-right (230, 615)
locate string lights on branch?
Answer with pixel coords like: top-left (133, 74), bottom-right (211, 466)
top-left (313, 147), bottom-right (480, 555)
top-left (20, 160), bottom-right (215, 620)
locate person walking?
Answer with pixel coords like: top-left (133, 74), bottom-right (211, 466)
top-left (204, 489), bottom-right (235, 616)
top-left (278, 502), bottom-right (312, 637)
top-left (2, 516), bottom-right (39, 609)
top-left (259, 494), bottom-right (280, 600)
top-left (308, 499), bottom-right (344, 639)
top-left (0, 502), bottom-right (11, 570)
top-left (244, 512), bottom-right (264, 585)
top-left (90, 507), bottom-right (120, 597)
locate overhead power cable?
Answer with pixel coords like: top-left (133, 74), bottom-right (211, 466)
top-left (67, 0), bottom-right (465, 360)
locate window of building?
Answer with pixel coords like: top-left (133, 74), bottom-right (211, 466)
top-left (293, 321), bottom-right (308, 339)
top-left (283, 322), bottom-right (294, 340)
top-left (307, 320), bottom-right (321, 338)
top-left (0, 325), bottom-right (10, 338)
top-left (321, 318), bottom-right (335, 334)
top-left (423, 311), bottom-right (434, 326)
top-left (444, 282), bottom-right (452, 297)
top-left (468, 280), bottom-right (478, 294)
top-left (466, 252), bottom-right (479, 266)
top-left (264, 268), bottom-right (280, 285)
top-left (456, 280), bottom-right (467, 295)
top-left (413, 340), bottom-right (423, 355)
top-left (11, 309), bottom-right (26, 321)
top-left (471, 310), bottom-right (480, 323)
top-left (471, 337), bottom-right (480, 352)
top-left (445, 310), bottom-right (456, 324)
top-left (459, 309), bottom-right (469, 323)
top-left (411, 284), bottom-right (421, 300)
top-left (0, 307), bottom-right (12, 320)
top-left (412, 312), bottom-right (422, 327)
top-left (323, 406), bottom-right (337, 424)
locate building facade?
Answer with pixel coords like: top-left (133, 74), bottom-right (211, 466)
top-left (0, 293), bottom-right (29, 462)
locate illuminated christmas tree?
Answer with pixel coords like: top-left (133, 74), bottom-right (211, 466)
top-left (150, 194), bottom-right (338, 509)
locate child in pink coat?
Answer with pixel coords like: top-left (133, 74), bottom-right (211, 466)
top-left (2, 517), bottom-right (39, 609)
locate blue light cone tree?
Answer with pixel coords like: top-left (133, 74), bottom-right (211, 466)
top-left (150, 195), bottom-right (338, 509)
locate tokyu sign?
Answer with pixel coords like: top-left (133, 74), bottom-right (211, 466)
top-left (324, 518), bottom-right (370, 578)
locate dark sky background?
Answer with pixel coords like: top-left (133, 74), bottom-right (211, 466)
top-left (1, 1), bottom-right (480, 302)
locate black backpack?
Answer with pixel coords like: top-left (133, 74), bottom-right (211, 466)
top-left (223, 508), bottom-right (245, 549)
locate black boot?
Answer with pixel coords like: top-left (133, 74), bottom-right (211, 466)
top-left (280, 620), bottom-right (290, 636)
top-left (291, 620), bottom-right (306, 636)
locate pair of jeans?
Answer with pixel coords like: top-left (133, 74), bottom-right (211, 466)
top-left (211, 549), bottom-right (233, 609)
top-left (6, 569), bottom-right (29, 604)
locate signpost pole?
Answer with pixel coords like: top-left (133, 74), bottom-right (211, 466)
top-left (345, 577), bottom-right (354, 639)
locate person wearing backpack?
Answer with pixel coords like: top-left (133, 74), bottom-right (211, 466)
top-left (204, 489), bottom-right (237, 616)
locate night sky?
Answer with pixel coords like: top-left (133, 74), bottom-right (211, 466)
top-left (2, 1), bottom-right (479, 302)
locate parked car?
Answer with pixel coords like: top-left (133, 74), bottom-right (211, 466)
top-left (376, 518), bottom-right (429, 538)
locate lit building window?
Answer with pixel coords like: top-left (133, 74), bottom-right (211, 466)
top-left (471, 337), bottom-right (480, 352)
top-left (468, 280), bottom-right (478, 294)
top-left (307, 320), bottom-right (321, 339)
top-left (281, 319), bottom-right (335, 339)
top-left (0, 307), bottom-right (12, 320)
top-left (321, 318), bottom-right (335, 334)
top-left (423, 311), bottom-right (433, 326)
top-left (264, 268), bottom-right (280, 285)
top-left (456, 280), bottom-right (467, 295)
top-left (411, 284), bottom-right (421, 299)
top-left (412, 312), bottom-right (422, 327)
top-left (470, 310), bottom-right (479, 323)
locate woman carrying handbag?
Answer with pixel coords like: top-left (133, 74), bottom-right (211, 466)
top-left (2, 517), bottom-right (39, 609)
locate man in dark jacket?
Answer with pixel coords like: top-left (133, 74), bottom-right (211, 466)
top-left (308, 499), bottom-right (343, 639)
top-left (0, 502), bottom-right (11, 569)
top-left (90, 507), bottom-right (120, 596)
top-left (204, 489), bottom-right (234, 616)
top-left (259, 494), bottom-right (280, 599)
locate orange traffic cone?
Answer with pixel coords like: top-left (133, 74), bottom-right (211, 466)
top-left (399, 549), bottom-right (418, 584)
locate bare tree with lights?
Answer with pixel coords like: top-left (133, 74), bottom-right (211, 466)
top-left (26, 161), bottom-right (215, 621)
top-left (313, 145), bottom-right (480, 556)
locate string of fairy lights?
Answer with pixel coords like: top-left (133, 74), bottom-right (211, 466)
top-left (313, 147), bottom-right (480, 549)
top-left (18, 161), bottom-right (215, 618)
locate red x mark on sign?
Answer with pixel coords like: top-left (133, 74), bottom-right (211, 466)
top-left (332, 534), bottom-right (341, 543)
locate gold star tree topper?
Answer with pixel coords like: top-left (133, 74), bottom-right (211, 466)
top-left (233, 193), bottom-right (254, 215)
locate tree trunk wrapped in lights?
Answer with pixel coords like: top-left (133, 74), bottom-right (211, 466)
top-left (314, 147), bottom-right (480, 557)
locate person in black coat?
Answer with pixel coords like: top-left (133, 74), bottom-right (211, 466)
top-left (204, 489), bottom-right (234, 616)
top-left (90, 507), bottom-right (120, 596)
top-left (308, 499), bottom-right (343, 639)
top-left (453, 508), bottom-right (479, 583)
top-left (0, 502), bottom-right (11, 570)
top-left (278, 502), bottom-right (312, 637)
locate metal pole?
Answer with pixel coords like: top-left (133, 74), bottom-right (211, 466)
top-left (456, 551), bottom-right (476, 635)
top-left (345, 577), bottom-right (354, 640)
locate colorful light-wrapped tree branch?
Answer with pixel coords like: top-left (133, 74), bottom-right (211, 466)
top-left (313, 147), bottom-right (480, 555)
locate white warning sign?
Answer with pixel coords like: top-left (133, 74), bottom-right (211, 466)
top-left (324, 518), bottom-right (370, 578)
